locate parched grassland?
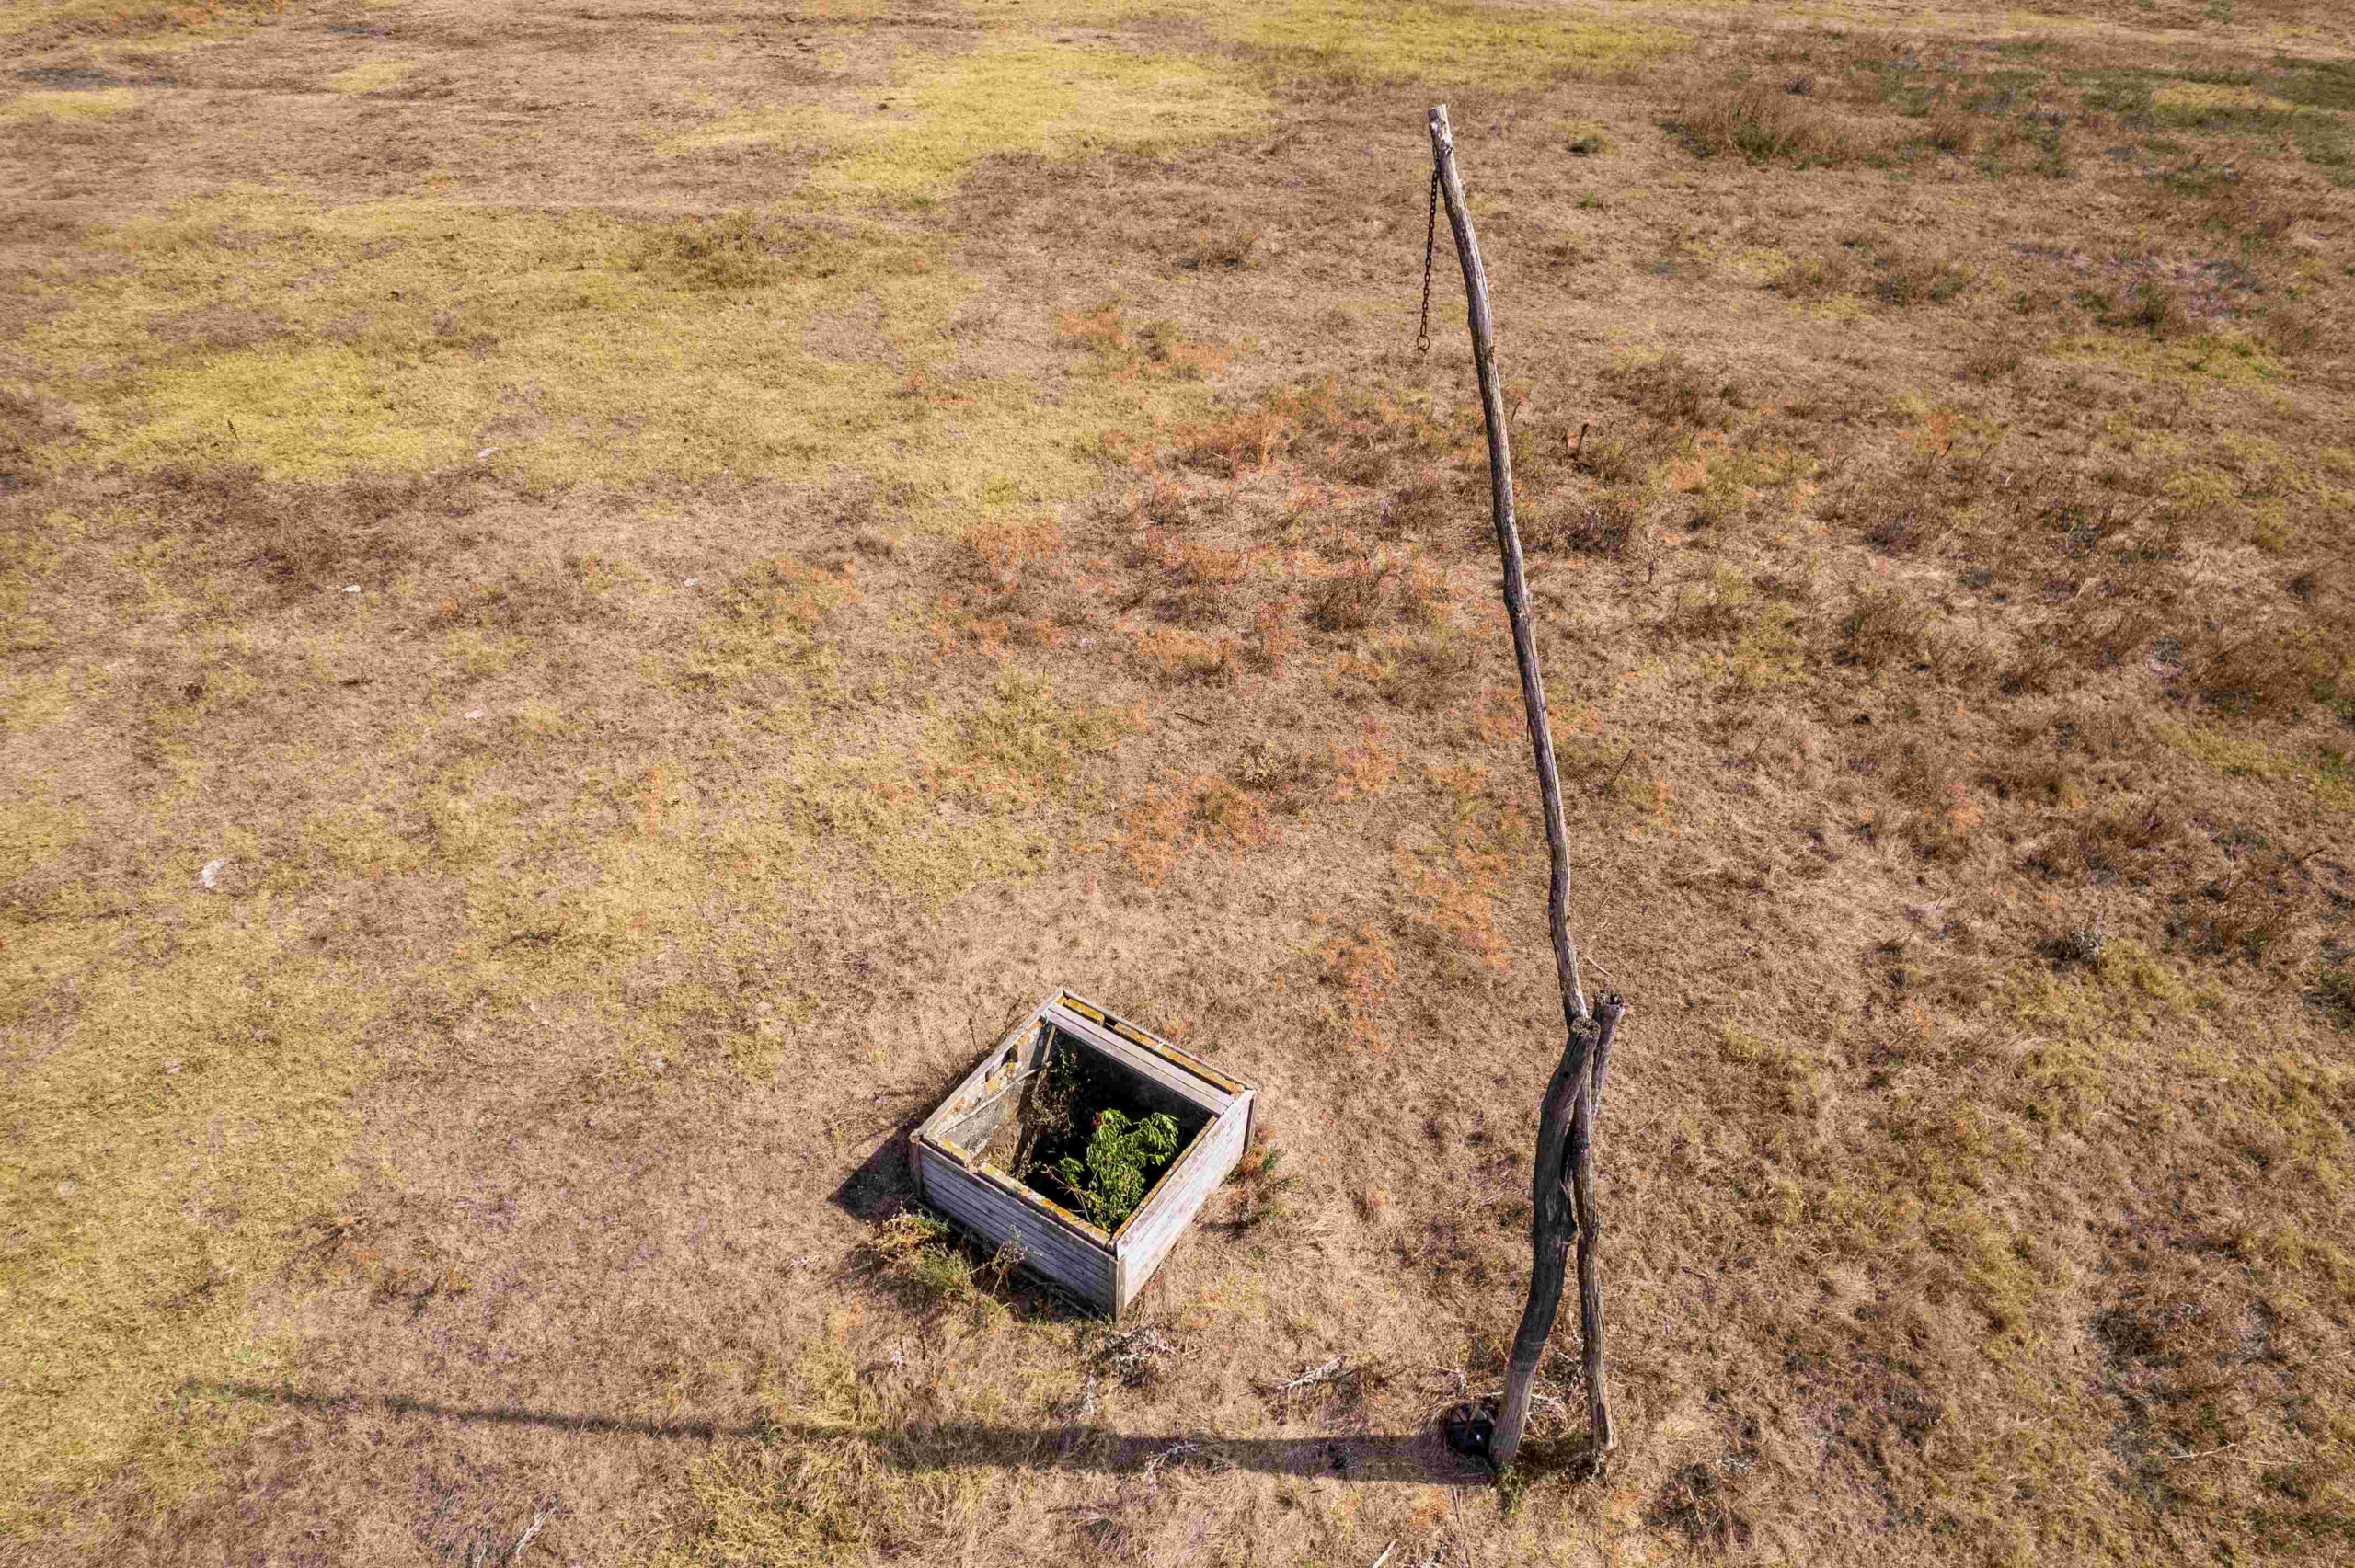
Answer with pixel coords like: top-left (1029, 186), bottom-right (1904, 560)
top-left (4, 0), bottom-right (2354, 1564)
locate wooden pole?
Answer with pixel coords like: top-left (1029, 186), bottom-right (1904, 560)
top-left (1490, 1020), bottom-right (1592, 1464)
top-left (1570, 999), bottom-right (1624, 1455)
top-left (1488, 997), bottom-right (1621, 1467)
top-left (1426, 102), bottom-right (1623, 1472)
top-left (1427, 103), bottom-right (1587, 1040)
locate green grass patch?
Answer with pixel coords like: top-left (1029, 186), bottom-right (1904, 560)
top-left (1223, 0), bottom-right (1685, 85)
top-left (322, 61), bottom-right (414, 95)
top-left (672, 34), bottom-right (1268, 201)
top-left (2159, 724), bottom-right (2355, 813)
top-left (2050, 328), bottom-right (2280, 387)
top-left (0, 87), bottom-right (140, 120)
top-left (1999, 939), bottom-right (2218, 1127)
top-left (1, 910), bottom-right (391, 1540)
top-left (2269, 55), bottom-right (2355, 113)
top-left (2071, 65), bottom-right (2355, 184)
top-left (21, 193), bottom-right (1216, 517)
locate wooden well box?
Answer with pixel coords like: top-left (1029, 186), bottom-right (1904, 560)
top-left (911, 990), bottom-right (1256, 1317)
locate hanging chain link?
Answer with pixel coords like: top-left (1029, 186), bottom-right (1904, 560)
top-left (1415, 164), bottom-right (1438, 355)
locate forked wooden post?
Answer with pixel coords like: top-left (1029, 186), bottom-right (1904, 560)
top-left (1425, 102), bottom-right (1626, 1472)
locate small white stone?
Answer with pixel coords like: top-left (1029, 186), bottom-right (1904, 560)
top-left (684, 577), bottom-right (698, 587)
top-left (199, 858), bottom-right (226, 889)
top-left (477, 447), bottom-right (499, 458)
top-left (650, 1056), bottom-right (667, 1074)
top-left (342, 585), bottom-right (362, 595)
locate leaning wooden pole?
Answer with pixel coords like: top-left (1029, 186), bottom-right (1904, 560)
top-left (1426, 102), bottom-right (1623, 1471)
top-left (1426, 103), bottom-right (1585, 1041)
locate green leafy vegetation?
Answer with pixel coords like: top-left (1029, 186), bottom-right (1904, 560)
top-left (1050, 1108), bottom-right (1181, 1231)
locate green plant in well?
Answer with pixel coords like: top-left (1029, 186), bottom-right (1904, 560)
top-left (1051, 1109), bottom-right (1181, 1231)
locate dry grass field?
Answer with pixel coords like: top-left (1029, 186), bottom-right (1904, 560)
top-left (6, 0), bottom-right (2355, 1562)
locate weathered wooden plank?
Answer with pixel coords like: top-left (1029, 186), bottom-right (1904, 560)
top-left (917, 1131), bottom-right (1109, 1243)
top-left (937, 1066), bottom-right (1034, 1152)
top-left (1118, 1096), bottom-right (1235, 1253)
top-left (917, 1005), bottom-right (1049, 1149)
top-left (918, 1132), bottom-right (1113, 1282)
top-left (1056, 991), bottom-right (1248, 1098)
top-left (936, 1187), bottom-right (1106, 1291)
top-left (1114, 1091), bottom-right (1251, 1312)
top-left (916, 1053), bottom-right (1001, 1147)
top-left (1044, 1006), bottom-right (1232, 1117)
top-left (1113, 1140), bottom-right (1200, 1300)
top-left (921, 1162), bottom-right (1115, 1301)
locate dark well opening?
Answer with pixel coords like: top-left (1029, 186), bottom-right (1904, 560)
top-left (966, 1026), bottom-right (1211, 1233)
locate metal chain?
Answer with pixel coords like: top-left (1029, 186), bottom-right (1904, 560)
top-left (1416, 164), bottom-right (1437, 355)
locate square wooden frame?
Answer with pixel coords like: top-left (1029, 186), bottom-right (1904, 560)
top-left (910, 990), bottom-right (1256, 1317)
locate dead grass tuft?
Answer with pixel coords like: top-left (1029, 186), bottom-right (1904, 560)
top-left (1645, 1412), bottom-right (1761, 1551)
top-left (1128, 624), bottom-right (1235, 685)
top-left (0, 385), bottom-right (80, 483)
top-left (1308, 554), bottom-right (1395, 633)
top-left (150, 464), bottom-right (482, 595)
top-left (1658, 564), bottom-right (1756, 645)
top-left (2169, 849), bottom-right (2317, 969)
top-left (1603, 352), bottom-right (1745, 431)
top-left (1661, 81), bottom-right (1855, 167)
top-left (1113, 772), bottom-right (1276, 882)
top-left (1243, 599), bottom-right (1300, 671)
top-left (1129, 527), bottom-right (1248, 626)
top-left (626, 212), bottom-right (807, 291)
top-left (2025, 798), bottom-right (2180, 885)
top-left (1526, 486), bottom-right (1643, 556)
top-left (2312, 962), bottom-right (2355, 1030)
top-left (1056, 300), bottom-right (1226, 380)
top-left (945, 519), bottom-right (1065, 642)
top-left (1346, 626), bottom-right (1478, 712)
top-left (1377, 467), bottom-right (1459, 539)
top-left (2099, 278), bottom-right (2194, 338)
top-left (1773, 237), bottom-right (1970, 308)
top-left (429, 556), bottom-right (616, 634)
top-left (1173, 229), bottom-right (1259, 272)
top-left (1920, 108), bottom-right (1977, 155)
top-left (2188, 625), bottom-right (2340, 718)
top-left (867, 1211), bottom-right (1017, 1318)
top-left (1313, 921), bottom-right (1399, 1052)
top-left (1834, 585), bottom-right (1930, 671)
top-left (1222, 1140), bottom-right (1299, 1234)
top-left (1172, 405), bottom-right (1292, 478)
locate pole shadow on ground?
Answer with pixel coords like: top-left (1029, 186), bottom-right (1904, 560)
top-left (198, 1382), bottom-right (1488, 1483)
